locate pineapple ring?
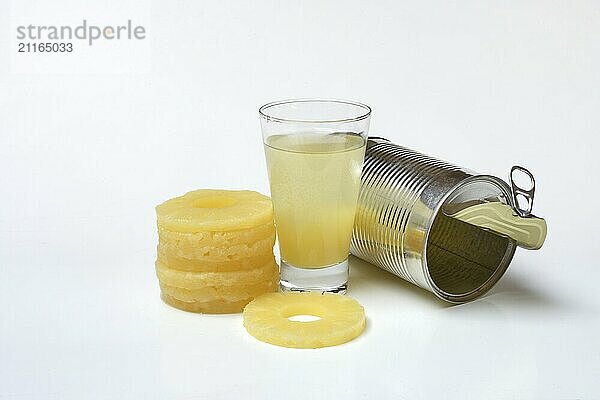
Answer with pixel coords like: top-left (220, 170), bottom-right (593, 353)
top-left (243, 292), bottom-right (366, 349)
top-left (156, 189), bottom-right (273, 233)
top-left (157, 222), bottom-right (275, 250)
top-left (161, 293), bottom-right (254, 314)
top-left (158, 233), bottom-right (276, 261)
top-left (157, 245), bottom-right (275, 272)
top-left (159, 276), bottom-right (278, 303)
top-left (155, 260), bottom-right (279, 289)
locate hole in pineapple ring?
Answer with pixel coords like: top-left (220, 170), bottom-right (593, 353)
top-left (288, 314), bottom-right (322, 322)
top-left (191, 196), bottom-right (237, 209)
top-left (282, 303), bottom-right (326, 322)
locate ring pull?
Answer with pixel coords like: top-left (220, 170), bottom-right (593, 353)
top-left (509, 166), bottom-right (535, 217)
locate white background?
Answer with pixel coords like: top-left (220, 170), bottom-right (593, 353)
top-left (1, 0), bottom-right (599, 398)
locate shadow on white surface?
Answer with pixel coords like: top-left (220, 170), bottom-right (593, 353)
top-left (478, 262), bottom-right (578, 316)
top-left (349, 255), bottom-right (572, 315)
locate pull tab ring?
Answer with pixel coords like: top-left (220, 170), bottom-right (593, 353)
top-left (509, 166), bottom-right (535, 217)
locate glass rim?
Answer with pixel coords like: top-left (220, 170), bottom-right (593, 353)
top-left (259, 98), bottom-right (372, 124)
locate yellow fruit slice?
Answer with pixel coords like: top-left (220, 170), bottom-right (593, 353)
top-left (243, 292), bottom-right (366, 349)
top-left (156, 189), bottom-right (273, 233)
top-left (155, 260), bottom-right (279, 289)
top-left (156, 245), bottom-right (274, 272)
top-left (161, 293), bottom-right (253, 314)
top-left (159, 276), bottom-right (278, 303)
top-left (158, 232), bottom-right (275, 261)
top-left (158, 222), bottom-right (275, 251)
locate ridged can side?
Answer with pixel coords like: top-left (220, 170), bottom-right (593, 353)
top-left (350, 139), bottom-right (494, 299)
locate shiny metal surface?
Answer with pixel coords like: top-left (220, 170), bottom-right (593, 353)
top-left (350, 138), bottom-right (518, 303)
top-left (509, 165), bottom-right (536, 217)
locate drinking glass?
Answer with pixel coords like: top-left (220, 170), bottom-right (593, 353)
top-left (259, 99), bottom-right (371, 293)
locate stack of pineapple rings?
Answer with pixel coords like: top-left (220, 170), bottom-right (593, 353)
top-left (155, 189), bottom-right (279, 314)
top-left (155, 188), bottom-right (367, 348)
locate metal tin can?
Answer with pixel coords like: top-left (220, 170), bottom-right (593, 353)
top-left (350, 137), bottom-right (545, 303)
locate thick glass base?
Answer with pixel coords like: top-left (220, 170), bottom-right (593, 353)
top-left (279, 259), bottom-right (348, 294)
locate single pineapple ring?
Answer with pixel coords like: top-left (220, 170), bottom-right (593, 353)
top-left (156, 189), bottom-right (273, 233)
top-left (158, 233), bottom-right (276, 261)
top-left (157, 245), bottom-right (274, 272)
top-left (243, 292), bottom-right (366, 349)
top-left (156, 260), bottom-right (278, 289)
top-left (159, 276), bottom-right (278, 303)
top-left (161, 293), bottom-right (254, 314)
top-left (157, 222), bottom-right (275, 251)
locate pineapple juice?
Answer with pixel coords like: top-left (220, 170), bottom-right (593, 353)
top-left (264, 133), bottom-right (366, 268)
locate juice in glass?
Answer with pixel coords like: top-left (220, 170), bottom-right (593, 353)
top-left (259, 99), bottom-right (371, 292)
top-left (264, 133), bottom-right (366, 268)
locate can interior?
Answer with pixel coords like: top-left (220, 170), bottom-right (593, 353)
top-left (425, 179), bottom-right (517, 302)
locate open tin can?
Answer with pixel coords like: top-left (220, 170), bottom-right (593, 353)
top-left (350, 137), bottom-right (547, 303)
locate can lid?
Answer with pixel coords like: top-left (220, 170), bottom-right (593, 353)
top-left (447, 166), bottom-right (547, 250)
top-left (449, 202), bottom-right (547, 250)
